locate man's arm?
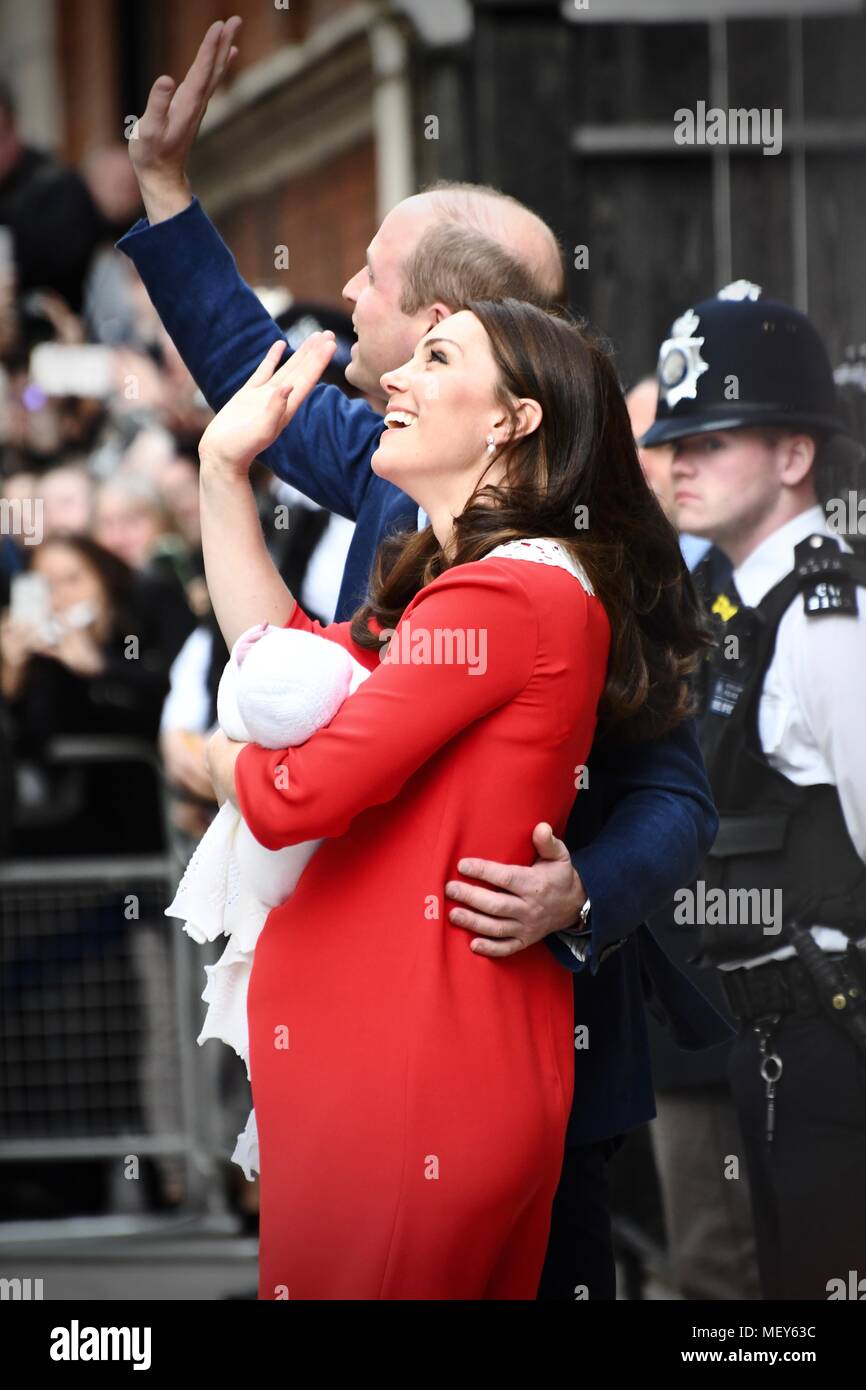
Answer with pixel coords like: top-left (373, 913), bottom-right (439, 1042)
top-left (554, 718), bottom-right (719, 975)
top-left (197, 333), bottom-right (340, 651)
top-left (118, 201), bottom-right (383, 521)
top-left (118, 18), bottom-right (383, 522)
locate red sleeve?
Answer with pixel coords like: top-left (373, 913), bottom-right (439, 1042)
top-left (283, 597), bottom-right (382, 671)
top-left (235, 563), bottom-right (539, 849)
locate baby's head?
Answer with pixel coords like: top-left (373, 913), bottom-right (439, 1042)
top-left (234, 621), bottom-right (270, 669)
top-left (219, 623), bottom-right (360, 749)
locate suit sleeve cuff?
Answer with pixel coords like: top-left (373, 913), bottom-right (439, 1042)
top-left (566, 849), bottom-right (633, 975)
top-left (116, 195), bottom-right (203, 256)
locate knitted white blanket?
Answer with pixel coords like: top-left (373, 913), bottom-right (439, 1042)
top-left (164, 620), bottom-right (370, 1178)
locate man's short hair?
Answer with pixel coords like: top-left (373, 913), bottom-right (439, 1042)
top-left (399, 180), bottom-right (567, 316)
top-left (752, 423), bottom-right (824, 468)
top-left (400, 221), bottom-right (557, 318)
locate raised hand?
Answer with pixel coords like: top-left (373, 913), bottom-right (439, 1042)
top-left (198, 332), bottom-right (338, 478)
top-left (130, 17), bottom-right (243, 223)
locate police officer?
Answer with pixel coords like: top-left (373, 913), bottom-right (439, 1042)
top-left (641, 281), bottom-right (866, 1301)
top-left (626, 371), bottom-right (759, 1300)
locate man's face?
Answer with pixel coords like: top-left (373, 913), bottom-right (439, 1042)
top-left (93, 493), bottom-right (161, 570)
top-left (625, 379), bottom-right (676, 523)
top-left (670, 429), bottom-right (787, 548)
top-left (42, 470), bottom-right (93, 538)
top-left (342, 199), bottom-right (446, 404)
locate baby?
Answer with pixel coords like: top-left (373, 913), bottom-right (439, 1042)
top-left (165, 620), bottom-right (370, 1176)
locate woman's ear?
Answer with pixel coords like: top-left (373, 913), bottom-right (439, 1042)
top-left (499, 398), bottom-right (542, 445)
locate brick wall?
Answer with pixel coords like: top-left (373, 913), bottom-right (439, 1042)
top-left (216, 136), bottom-right (377, 309)
top-left (58, 0), bottom-right (120, 163)
top-left (161, 0), bottom-right (364, 77)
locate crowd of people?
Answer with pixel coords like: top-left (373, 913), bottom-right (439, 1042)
top-left (0, 75), bottom-right (361, 863)
top-left (0, 73), bottom-right (358, 1227)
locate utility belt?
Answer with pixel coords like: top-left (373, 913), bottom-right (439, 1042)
top-left (719, 928), bottom-right (866, 1051)
top-left (718, 931), bottom-right (866, 1147)
top-left (719, 952), bottom-right (825, 1023)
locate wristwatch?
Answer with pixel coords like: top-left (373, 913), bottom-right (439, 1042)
top-left (562, 895), bottom-right (591, 936)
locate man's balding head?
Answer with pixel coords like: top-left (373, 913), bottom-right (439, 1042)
top-left (406, 182), bottom-right (566, 307)
top-left (341, 180), bottom-right (566, 401)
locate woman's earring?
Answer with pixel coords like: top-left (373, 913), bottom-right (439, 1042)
top-left (486, 434), bottom-right (496, 454)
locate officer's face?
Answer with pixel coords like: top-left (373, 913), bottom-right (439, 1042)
top-left (670, 429), bottom-right (799, 555)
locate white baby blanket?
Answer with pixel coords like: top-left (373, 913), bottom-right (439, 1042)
top-left (164, 620), bottom-right (370, 1179)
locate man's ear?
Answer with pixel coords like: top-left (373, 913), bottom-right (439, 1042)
top-left (426, 302), bottom-right (453, 328)
top-left (778, 432), bottom-right (816, 486)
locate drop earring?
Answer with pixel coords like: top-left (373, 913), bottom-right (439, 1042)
top-left (486, 434), bottom-right (495, 454)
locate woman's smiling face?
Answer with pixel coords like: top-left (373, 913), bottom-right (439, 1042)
top-left (370, 310), bottom-right (509, 502)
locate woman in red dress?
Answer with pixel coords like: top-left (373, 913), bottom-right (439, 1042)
top-left (202, 300), bottom-right (707, 1299)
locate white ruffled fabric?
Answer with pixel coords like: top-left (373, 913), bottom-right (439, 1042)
top-left (483, 536), bottom-right (595, 593)
top-left (231, 1105), bottom-right (260, 1183)
top-left (165, 621), bottom-right (370, 1177)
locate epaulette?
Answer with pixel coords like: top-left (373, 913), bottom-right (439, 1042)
top-left (793, 533), bottom-right (866, 618)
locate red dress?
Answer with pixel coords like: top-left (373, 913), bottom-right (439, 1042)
top-left (235, 543), bottom-right (610, 1300)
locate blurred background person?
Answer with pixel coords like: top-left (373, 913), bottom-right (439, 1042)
top-left (1, 534), bottom-right (174, 855)
top-left (92, 470), bottom-right (198, 647)
top-left (0, 465), bottom-right (41, 603)
top-left (0, 79), bottom-right (140, 314)
top-left (93, 470), bottom-right (177, 570)
top-left (627, 374), bottom-right (712, 573)
top-left (39, 459), bottom-right (94, 537)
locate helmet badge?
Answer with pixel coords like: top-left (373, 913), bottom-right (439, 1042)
top-left (717, 279), bottom-right (763, 302)
top-left (657, 307), bottom-right (710, 409)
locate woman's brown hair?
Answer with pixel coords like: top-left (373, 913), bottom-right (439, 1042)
top-left (350, 299), bottom-right (713, 744)
top-left (32, 534), bottom-right (135, 637)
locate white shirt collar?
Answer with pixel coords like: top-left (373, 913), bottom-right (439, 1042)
top-left (732, 503), bottom-right (835, 607)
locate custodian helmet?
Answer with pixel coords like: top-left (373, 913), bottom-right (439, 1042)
top-left (640, 280), bottom-right (854, 450)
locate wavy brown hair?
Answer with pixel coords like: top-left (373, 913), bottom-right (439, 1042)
top-left (350, 299), bottom-right (713, 743)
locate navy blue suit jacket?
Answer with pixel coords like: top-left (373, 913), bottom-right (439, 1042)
top-left (118, 199), bottom-right (731, 1145)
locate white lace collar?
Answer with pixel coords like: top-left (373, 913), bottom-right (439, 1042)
top-left (481, 536), bottom-right (594, 595)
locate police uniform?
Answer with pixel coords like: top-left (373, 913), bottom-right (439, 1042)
top-left (645, 528), bottom-right (761, 1302)
top-left (642, 282), bottom-right (866, 1300)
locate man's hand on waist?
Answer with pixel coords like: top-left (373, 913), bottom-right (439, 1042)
top-left (444, 822), bottom-right (587, 959)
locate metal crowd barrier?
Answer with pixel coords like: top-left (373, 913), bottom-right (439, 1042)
top-left (0, 736), bottom-right (237, 1244)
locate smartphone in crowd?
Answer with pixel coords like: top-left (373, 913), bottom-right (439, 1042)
top-left (30, 343), bottom-right (115, 399)
top-left (10, 575), bottom-right (99, 635)
top-left (0, 225), bottom-right (14, 279)
top-left (9, 572), bottom-right (53, 635)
